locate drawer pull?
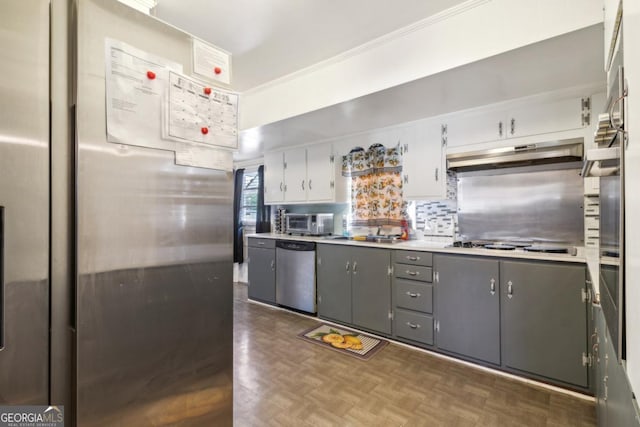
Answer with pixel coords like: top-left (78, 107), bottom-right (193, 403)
top-left (490, 278), bottom-right (496, 296)
top-left (406, 322), bottom-right (421, 329)
top-left (406, 270), bottom-right (419, 276)
top-left (258, 241), bottom-right (265, 245)
top-left (406, 255), bottom-right (420, 261)
top-left (406, 291), bottom-right (421, 298)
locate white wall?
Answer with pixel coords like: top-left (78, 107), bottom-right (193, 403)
top-left (623, 0), bottom-right (640, 397)
top-left (240, 0), bottom-right (603, 130)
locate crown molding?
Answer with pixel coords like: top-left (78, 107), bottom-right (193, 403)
top-left (242, 0), bottom-right (492, 96)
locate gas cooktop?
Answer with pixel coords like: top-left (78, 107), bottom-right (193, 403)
top-left (453, 241), bottom-right (576, 254)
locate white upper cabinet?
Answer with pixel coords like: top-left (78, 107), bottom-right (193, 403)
top-left (264, 151), bottom-right (284, 204)
top-left (306, 143), bottom-right (335, 202)
top-left (263, 143), bottom-right (343, 205)
top-left (402, 120), bottom-right (446, 200)
top-left (445, 94), bottom-right (590, 150)
top-left (446, 108), bottom-right (506, 148)
top-left (283, 147), bottom-right (307, 202)
top-left (505, 96), bottom-right (587, 138)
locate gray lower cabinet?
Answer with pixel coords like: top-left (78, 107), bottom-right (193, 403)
top-left (501, 260), bottom-right (588, 388)
top-left (247, 238), bottom-right (276, 304)
top-left (351, 247), bottom-right (392, 335)
top-left (317, 244), bottom-right (391, 335)
top-left (434, 254), bottom-right (500, 365)
top-left (594, 304), bottom-right (640, 427)
top-left (595, 304), bottom-right (608, 427)
top-left (317, 244), bottom-right (353, 324)
top-left (313, 243), bottom-right (604, 392)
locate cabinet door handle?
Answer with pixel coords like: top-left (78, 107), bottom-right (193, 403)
top-left (406, 270), bottom-right (419, 276)
top-left (507, 280), bottom-right (513, 299)
top-left (499, 121), bottom-right (503, 137)
top-left (490, 278), bottom-right (496, 295)
top-left (406, 292), bottom-right (421, 298)
top-left (280, 182), bottom-right (283, 191)
top-left (308, 179), bottom-right (312, 190)
top-left (406, 322), bottom-right (420, 329)
top-left (352, 261), bottom-right (358, 273)
top-left (301, 180), bottom-right (305, 190)
top-left (435, 168), bottom-right (439, 181)
top-left (345, 261), bottom-right (350, 272)
top-left (270, 260), bottom-right (275, 270)
top-left (406, 255), bottom-right (419, 261)
top-left (510, 118), bottom-right (515, 135)
top-left (403, 175), bottom-right (409, 184)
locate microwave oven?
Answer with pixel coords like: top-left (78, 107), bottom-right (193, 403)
top-left (285, 213), bottom-right (334, 235)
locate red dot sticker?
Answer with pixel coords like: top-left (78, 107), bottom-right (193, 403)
top-left (204, 87), bottom-right (212, 95)
top-left (214, 67), bottom-right (222, 75)
top-left (201, 127), bottom-right (209, 135)
top-left (146, 71), bottom-right (156, 80)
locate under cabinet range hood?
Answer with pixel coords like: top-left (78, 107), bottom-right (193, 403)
top-left (447, 138), bottom-right (584, 172)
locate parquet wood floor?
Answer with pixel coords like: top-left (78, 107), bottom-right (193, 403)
top-left (233, 283), bottom-right (596, 426)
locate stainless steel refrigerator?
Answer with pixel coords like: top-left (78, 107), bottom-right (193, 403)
top-left (1, 1), bottom-right (233, 422)
top-left (0, 0), bottom-right (50, 405)
top-left (74, 1), bottom-right (233, 425)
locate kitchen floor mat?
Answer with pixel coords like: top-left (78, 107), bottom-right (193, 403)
top-left (297, 323), bottom-right (388, 360)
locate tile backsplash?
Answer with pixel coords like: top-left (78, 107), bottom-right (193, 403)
top-left (414, 172), bottom-right (458, 239)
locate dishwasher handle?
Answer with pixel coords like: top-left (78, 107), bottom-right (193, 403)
top-left (276, 240), bottom-right (316, 251)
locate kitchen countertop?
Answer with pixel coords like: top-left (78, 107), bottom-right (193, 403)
top-left (247, 233), bottom-right (587, 264)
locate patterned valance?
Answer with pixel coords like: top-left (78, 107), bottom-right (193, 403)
top-left (341, 143), bottom-right (402, 177)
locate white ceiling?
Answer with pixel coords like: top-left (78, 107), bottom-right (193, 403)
top-left (153, 0), bottom-right (467, 91)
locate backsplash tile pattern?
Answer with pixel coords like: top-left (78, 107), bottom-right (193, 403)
top-left (414, 172), bottom-right (458, 239)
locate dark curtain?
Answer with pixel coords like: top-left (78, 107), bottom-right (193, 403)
top-left (255, 165), bottom-right (271, 233)
top-left (233, 168), bottom-right (245, 263)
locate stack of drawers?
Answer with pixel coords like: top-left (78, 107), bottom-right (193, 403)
top-left (392, 250), bottom-right (434, 346)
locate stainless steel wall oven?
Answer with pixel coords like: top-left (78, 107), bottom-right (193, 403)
top-left (598, 41), bottom-right (626, 360)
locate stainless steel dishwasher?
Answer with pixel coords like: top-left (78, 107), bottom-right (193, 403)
top-left (275, 240), bottom-right (316, 313)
